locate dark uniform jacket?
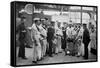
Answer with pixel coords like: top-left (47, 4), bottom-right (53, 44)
top-left (18, 23), bottom-right (27, 42)
top-left (47, 27), bottom-right (55, 42)
top-left (83, 28), bottom-right (90, 45)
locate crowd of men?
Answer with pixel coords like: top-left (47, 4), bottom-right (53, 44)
top-left (16, 15), bottom-right (96, 63)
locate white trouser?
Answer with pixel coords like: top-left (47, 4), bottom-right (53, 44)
top-left (56, 36), bottom-right (62, 53)
top-left (78, 43), bottom-right (84, 56)
top-left (37, 41), bottom-right (42, 60)
top-left (33, 38), bottom-right (42, 60)
top-left (41, 39), bottom-right (47, 57)
top-left (32, 43), bottom-right (38, 61)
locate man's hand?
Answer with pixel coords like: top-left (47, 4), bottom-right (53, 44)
top-left (22, 30), bottom-right (26, 32)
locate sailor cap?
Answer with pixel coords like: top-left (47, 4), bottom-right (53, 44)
top-left (33, 18), bottom-right (40, 21)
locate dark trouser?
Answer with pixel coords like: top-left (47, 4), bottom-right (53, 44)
top-left (18, 40), bottom-right (25, 58)
top-left (84, 43), bottom-right (89, 59)
top-left (61, 38), bottom-right (66, 50)
top-left (48, 40), bottom-right (53, 56)
top-left (46, 44), bottom-right (49, 55)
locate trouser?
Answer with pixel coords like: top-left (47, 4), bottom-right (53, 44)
top-left (55, 43), bottom-right (59, 54)
top-left (77, 40), bottom-right (83, 56)
top-left (45, 42), bottom-right (49, 55)
top-left (41, 39), bottom-right (47, 57)
top-left (77, 44), bottom-right (81, 56)
top-left (78, 43), bottom-right (84, 56)
top-left (61, 38), bottom-right (66, 50)
top-left (37, 42), bottom-right (42, 60)
top-left (18, 40), bottom-right (25, 58)
top-left (33, 39), bottom-right (42, 60)
top-left (84, 43), bottom-right (89, 59)
top-left (56, 36), bottom-right (62, 53)
top-left (52, 40), bottom-right (57, 54)
top-left (33, 44), bottom-right (38, 61)
top-left (48, 40), bottom-right (53, 56)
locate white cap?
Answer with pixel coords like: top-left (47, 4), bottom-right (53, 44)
top-left (41, 19), bottom-right (45, 21)
top-left (19, 9), bottom-right (26, 13)
top-left (33, 18), bottom-right (40, 21)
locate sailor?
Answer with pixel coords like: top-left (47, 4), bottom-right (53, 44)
top-left (17, 16), bottom-right (27, 59)
top-left (82, 24), bottom-right (90, 59)
top-left (66, 24), bottom-right (73, 39)
top-left (38, 18), bottom-right (47, 58)
top-left (47, 21), bottom-right (55, 57)
top-left (61, 27), bottom-right (66, 51)
top-left (30, 18), bottom-right (42, 63)
top-left (72, 25), bottom-right (77, 37)
top-left (65, 24), bottom-right (73, 55)
top-left (55, 22), bottom-right (63, 54)
top-left (75, 25), bottom-right (84, 56)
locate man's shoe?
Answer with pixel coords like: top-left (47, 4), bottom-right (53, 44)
top-left (49, 55), bottom-right (53, 57)
top-left (37, 58), bottom-right (43, 61)
top-left (84, 58), bottom-right (88, 60)
top-left (32, 61), bottom-right (37, 63)
top-left (65, 53), bottom-right (68, 56)
top-left (22, 57), bottom-right (27, 59)
top-left (76, 55), bottom-right (80, 57)
top-left (55, 53), bottom-right (58, 55)
top-left (25, 45), bottom-right (32, 48)
top-left (59, 51), bottom-right (62, 53)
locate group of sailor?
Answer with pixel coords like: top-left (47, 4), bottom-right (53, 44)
top-left (18, 16), bottom-right (94, 63)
